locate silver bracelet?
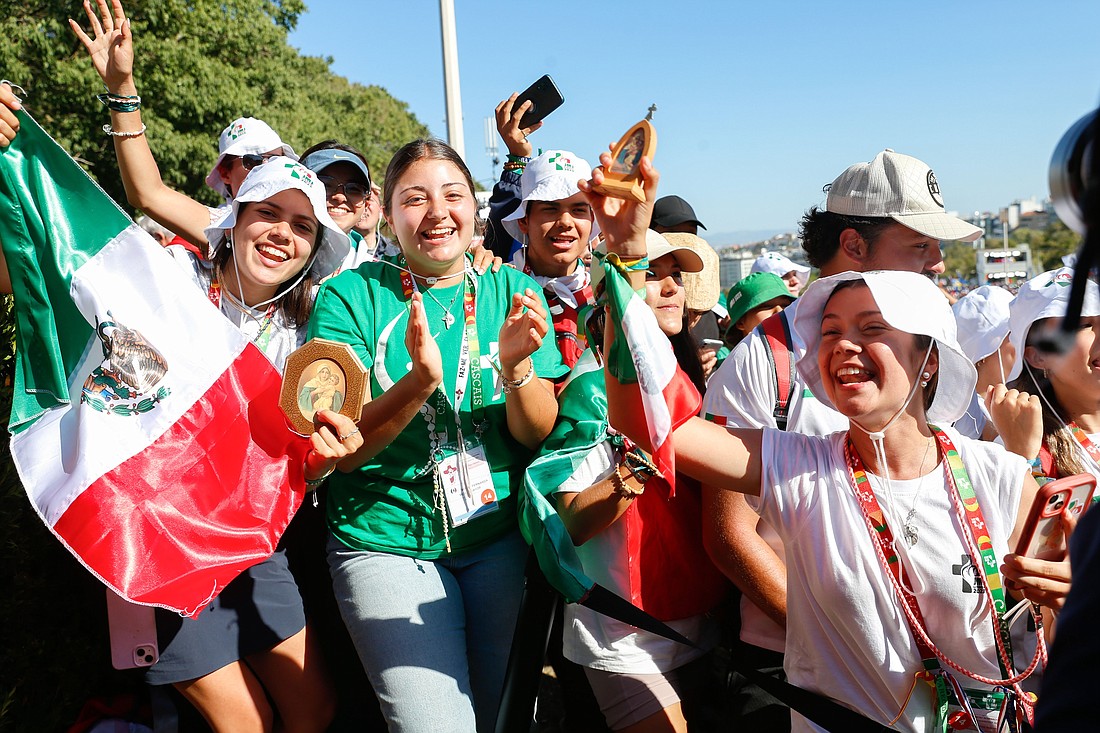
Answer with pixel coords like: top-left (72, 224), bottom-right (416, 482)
top-left (102, 123), bottom-right (147, 138)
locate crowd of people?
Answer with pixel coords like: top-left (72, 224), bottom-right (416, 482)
top-left (0, 1), bottom-right (1094, 732)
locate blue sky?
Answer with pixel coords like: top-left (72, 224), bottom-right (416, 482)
top-left (290, 1), bottom-right (1100, 244)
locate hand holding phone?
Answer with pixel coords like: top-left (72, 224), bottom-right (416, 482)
top-left (1014, 473), bottom-right (1095, 561)
top-left (514, 75), bottom-right (564, 130)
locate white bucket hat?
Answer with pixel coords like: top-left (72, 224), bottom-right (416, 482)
top-left (501, 150), bottom-right (599, 242)
top-left (205, 157), bottom-right (351, 280)
top-left (205, 117), bottom-right (298, 200)
top-left (793, 270), bottom-right (976, 424)
top-left (951, 286), bottom-right (1015, 364)
top-left (1006, 267), bottom-right (1100, 382)
top-left (751, 251), bottom-right (811, 284)
top-left (826, 150), bottom-right (982, 243)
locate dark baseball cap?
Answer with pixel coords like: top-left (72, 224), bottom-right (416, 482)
top-left (650, 195), bottom-right (706, 230)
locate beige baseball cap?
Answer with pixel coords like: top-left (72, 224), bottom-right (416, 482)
top-left (826, 150), bottom-right (982, 242)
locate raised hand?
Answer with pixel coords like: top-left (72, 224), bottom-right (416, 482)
top-left (495, 93), bottom-right (542, 158)
top-left (498, 288), bottom-right (548, 373)
top-left (985, 383), bottom-right (1043, 460)
top-left (404, 292), bottom-right (443, 389)
top-left (578, 151), bottom-right (659, 259)
top-left (0, 83), bottom-right (22, 148)
top-left (69, 0), bottom-right (136, 96)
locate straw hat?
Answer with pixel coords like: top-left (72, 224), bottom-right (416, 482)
top-left (660, 232), bottom-right (719, 311)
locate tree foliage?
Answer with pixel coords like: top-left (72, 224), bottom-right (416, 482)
top-left (0, 0), bottom-right (428, 209)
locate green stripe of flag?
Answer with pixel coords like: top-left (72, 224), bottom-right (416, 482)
top-left (0, 110), bottom-right (134, 432)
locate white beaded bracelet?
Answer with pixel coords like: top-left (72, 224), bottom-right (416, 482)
top-left (491, 359), bottom-right (535, 394)
top-left (102, 123), bottom-right (147, 138)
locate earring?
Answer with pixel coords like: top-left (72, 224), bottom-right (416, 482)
top-left (920, 371), bottom-right (931, 388)
top-left (224, 231), bottom-right (232, 250)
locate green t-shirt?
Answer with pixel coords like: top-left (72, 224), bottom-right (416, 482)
top-left (308, 257), bottom-right (568, 558)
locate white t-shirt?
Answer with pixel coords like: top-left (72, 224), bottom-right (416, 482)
top-left (751, 427), bottom-right (1028, 733)
top-left (555, 441), bottom-right (717, 674)
top-left (702, 302), bottom-right (847, 651)
top-left (167, 246), bottom-right (305, 371)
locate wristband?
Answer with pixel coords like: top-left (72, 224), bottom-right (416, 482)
top-left (304, 463), bottom-right (336, 488)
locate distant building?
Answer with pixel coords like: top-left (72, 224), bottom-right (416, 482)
top-left (975, 245), bottom-right (1033, 287)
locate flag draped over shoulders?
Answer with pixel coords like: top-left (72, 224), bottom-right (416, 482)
top-left (0, 110), bottom-right (309, 617)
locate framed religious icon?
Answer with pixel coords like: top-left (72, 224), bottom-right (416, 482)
top-left (281, 338), bottom-right (368, 436)
top-left (592, 119), bottom-right (657, 203)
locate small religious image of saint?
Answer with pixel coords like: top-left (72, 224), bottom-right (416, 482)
top-left (296, 359), bottom-right (346, 421)
top-left (610, 129), bottom-right (646, 175)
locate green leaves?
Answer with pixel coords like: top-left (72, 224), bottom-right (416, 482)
top-left (0, 0), bottom-right (428, 209)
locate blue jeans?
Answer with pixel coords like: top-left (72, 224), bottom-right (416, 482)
top-left (327, 530), bottom-right (527, 733)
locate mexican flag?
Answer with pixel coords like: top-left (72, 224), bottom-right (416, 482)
top-left (602, 257), bottom-right (700, 494)
top-left (0, 110), bottom-right (309, 617)
top-left (519, 349), bottom-right (696, 646)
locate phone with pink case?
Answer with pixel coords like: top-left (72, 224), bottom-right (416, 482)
top-left (105, 588), bottom-right (159, 669)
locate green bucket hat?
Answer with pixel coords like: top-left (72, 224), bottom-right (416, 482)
top-left (726, 272), bottom-right (794, 326)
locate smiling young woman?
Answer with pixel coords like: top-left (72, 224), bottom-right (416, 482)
top-left (306, 139), bottom-right (568, 732)
top-left (580, 152), bottom-right (1070, 732)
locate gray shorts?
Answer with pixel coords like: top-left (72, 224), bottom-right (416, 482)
top-left (584, 665), bottom-right (686, 730)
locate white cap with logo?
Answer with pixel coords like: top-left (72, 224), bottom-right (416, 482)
top-left (502, 150), bottom-right (599, 242)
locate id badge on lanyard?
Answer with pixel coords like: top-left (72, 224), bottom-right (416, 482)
top-left (404, 266), bottom-right (498, 528)
top-left (438, 443), bottom-right (498, 526)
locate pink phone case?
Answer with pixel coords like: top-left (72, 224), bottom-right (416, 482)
top-left (105, 588), bottom-right (159, 669)
top-left (1014, 473), bottom-right (1095, 561)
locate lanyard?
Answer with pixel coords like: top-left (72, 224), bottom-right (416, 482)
top-left (1067, 422), bottom-right (1100, 469)
top-left (397, 266), bottom-right (486, 454)
top-left (207, 275), bottom-right (275, 345)
top-left (845, 426), bottom-right (1038, 731)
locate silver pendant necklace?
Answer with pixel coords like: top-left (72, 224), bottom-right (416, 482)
top-left (422, 280), bottom-right (464, 329)
top-left (900, 438), bottom-right (935, 547)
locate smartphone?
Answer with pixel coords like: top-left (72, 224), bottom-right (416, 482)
top-left (105, 588), bottom-right (159, 669)
top-left (702, 338), bottom-right (725, 352)
top-left (1014, 473), bottom-right (1095, 561)
top-left (515, 75), bottom-right (564, 130)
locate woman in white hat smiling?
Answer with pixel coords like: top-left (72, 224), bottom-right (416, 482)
top-left (580, 155), bottom-right (1070, 733)
top-left (139, 158), bottom-right (359, 731)
top-left (996, 267), bottom-right (1100, 485)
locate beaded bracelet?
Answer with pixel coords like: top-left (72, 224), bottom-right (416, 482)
top-left (491, 359), bottom-right (535, 394)
top-left (96, 92), bottom-right (141, 113)
top-left (610, 464), bottom-right (645, 499)
top-left (503, 161), bottom-right (526, 173)
top-left (102, 123), bottom-right (147, 138)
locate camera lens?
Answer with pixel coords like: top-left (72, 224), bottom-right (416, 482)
top-left (1049, 109), bottom-right (1097, 235)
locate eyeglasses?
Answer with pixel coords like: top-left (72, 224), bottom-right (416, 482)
top-left (240, 152), bottom-right (281, 171)
top-left (318, 176), bottom-right (370, 203)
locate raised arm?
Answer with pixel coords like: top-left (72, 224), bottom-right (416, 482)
top-left (497, 288), bottom-right (558, 449)
top-left (70, 0), bottom-right (213, 245)
top-left (578, 153), bottom-right (761, 494)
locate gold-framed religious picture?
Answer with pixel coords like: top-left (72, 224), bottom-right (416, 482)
top-left (592, 119), bottom-right (657, 203)
top-left (280, 338), bottom-right (368, 436)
